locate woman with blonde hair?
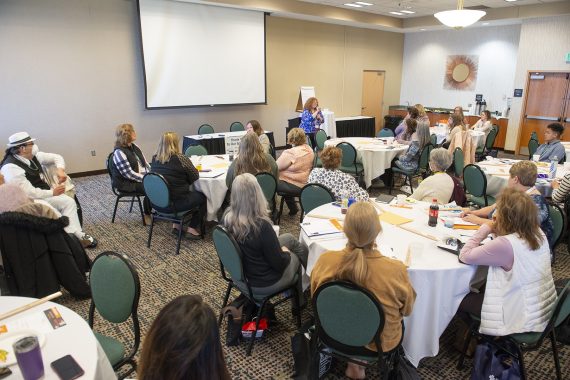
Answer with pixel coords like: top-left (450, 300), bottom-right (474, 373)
top-left (277, 128), bottom-right (314, 215)
top-left (225, 132), bottom-right (278, 190)
top-left (414, 103), bottom-right (430, 124)
top-left (150, 132), bottom-right (206, 238)
top-left (443, 113), bottom-right (466, 149)
top-left (458, 188), bottom-right (556, 336)
top-left (222, 173), bottom-right (308, 301)
top-left (299, 97), bottom-right (324, 134)
top-left (110, 123), bottom-right (151, 216)
top-left (311, 202), bottom-right (416, 379)
top-left (245, 120), bottom-right (271, 154)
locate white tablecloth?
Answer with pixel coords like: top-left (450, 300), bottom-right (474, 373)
top-left (189, 155), bottom-right (230, 221)
top-left (300, 202), bottom-right (477, 367)
top-left (321, 111), bottom-right (336, 139)
top-left (429, 127), bottom-right (485, 147)
top-left (0, 297), bottom-right (116, 379)
top-left (324, 137), bottom-right (406, 188)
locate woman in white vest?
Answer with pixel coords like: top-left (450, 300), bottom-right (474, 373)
top-left (458, 188), bottom-right (556, 336)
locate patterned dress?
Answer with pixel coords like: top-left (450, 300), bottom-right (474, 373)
top-left (394, 141), bottom-right (421, 172)
top-left (299, 109), bottom-right (324, 134)
top-left (308, 168), bottom-right (369, 201)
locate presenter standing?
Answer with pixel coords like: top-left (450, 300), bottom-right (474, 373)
top-left (299, 97), bottom-right (324, 134)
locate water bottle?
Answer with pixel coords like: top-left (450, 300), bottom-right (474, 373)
top-left (428, 198), bottom-right (439, 227)
top-left (550, 156), bottom-right (558, 179)
top-left (340, 191), bottom-right (349, 215)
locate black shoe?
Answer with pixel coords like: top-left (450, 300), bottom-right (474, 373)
top-left (172, 228), bottom-right (183, 236)
top-left (185, 232), bottom-right (201, 240)
top-left (288, 208), bottom-right (299, 216)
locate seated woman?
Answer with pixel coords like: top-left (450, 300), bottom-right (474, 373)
top-left (299, 97), bottom-right (324, 134)
top-left (308, 146), bottom-right (369, 201)
top-left (396, 118), bottom-right (417, 144)
top-left (225, 132), bottom-right (278, 190)
top-left (222, 173), bottom-right (308, 301)
top-left (442, 114), bottom-right (466, 149)
top-left (150, 132), bottom-right (207, 239)
top-left (276, 128), bottom-right (314, 215)
top-left (245, 119), bottom-right (271, 154)
top-left (535, 122), bottom-right (565, 162)
top-left (461, 161), bottom-right (553, 244)
top-left (410, 148), bottom-right (454, 204)
top-left (415, 103), bottom-right (430, 125)
top-left (311, 202), bottom-right (416, 380)
top-left (458, 188), bottom-right (556, 336)
top-left (393, 119), bottom-right (431, 172)
top-left (448, 105), bottom-right (465, 125)
top-left (111, 124), bottom-right (151, 218)
top-left (394, 106), bottom-right (419, 140)
top-left (470, 110), bottom-right (492, 135)
top-left (138, 295), bottom-right (230, 380)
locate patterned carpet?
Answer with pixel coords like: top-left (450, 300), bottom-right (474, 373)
top-left (60, 167), bottom-right (570, 379)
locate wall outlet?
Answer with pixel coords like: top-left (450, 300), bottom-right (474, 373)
top-left (91, 150), bottom-right (96, 156)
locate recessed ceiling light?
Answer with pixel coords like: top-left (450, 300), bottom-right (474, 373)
top-left (354, 1), bottom-right (373, 5)
top-left (505, 0), bottom-right (517, 2)
top-left (420, 28), bottom-right (426, 31)
top-left (389, 11), bottom-right (403, 15)
top-left (400, 10), bottom-right (415, 14)
top-left (483, 22), bottom-right (490, 25)
top-left (345, 3), bottom-right (363, 7)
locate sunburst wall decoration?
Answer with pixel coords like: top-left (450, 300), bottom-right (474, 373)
top-left (443, 55), bottom-right (479, 91)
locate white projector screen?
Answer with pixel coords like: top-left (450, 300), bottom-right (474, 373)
top-left (137, 0), bottom-right (266, 108)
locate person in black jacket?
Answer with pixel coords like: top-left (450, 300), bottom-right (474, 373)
top-left (110, 124), bottom-right (151, 218)
top-left (221, 173), bottom-right (308, 300)
top-left (150, 132), bottom-right (206, 239)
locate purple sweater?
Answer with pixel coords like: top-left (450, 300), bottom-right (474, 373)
top-left (459, 224), bottom-right (514, 271)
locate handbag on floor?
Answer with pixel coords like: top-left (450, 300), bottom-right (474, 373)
top-left (390, 354), bottom-right (421, 380)
top-left (471, 342), bottom-right (521, 380)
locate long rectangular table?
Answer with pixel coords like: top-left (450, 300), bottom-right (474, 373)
top-left (183, 131), bottom-right (275, 155)
top-left (287, 115), bottom-right (375, 141)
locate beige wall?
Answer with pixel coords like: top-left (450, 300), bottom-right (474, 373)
top-left (0, 0), bottom-right (403, 173)
top-left (506, 15), bottom-right (570, 152)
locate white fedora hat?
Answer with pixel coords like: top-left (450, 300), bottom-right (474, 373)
top-left (7, 132), bottom-right (36, 148)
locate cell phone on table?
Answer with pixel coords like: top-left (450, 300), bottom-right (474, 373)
top-left (51, 355), bottom-right (84, 380)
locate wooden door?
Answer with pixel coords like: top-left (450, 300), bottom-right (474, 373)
top-left (519, 72), bottom-right (569, 154)
top-left (361, 70), bottom-right (385, 134)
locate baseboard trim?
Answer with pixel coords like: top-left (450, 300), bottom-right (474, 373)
top-left (502, 150), bottom-right (515, 154)
top-left (69, 169), bottom-right (107, 178)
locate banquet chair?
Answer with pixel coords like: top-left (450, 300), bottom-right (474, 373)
top-left (212, 226), bottom-right (301, 356)
top-left (311, 281), bottom-right (401, 380)
top-left (198, 124), bottom-right (215, 135)
top-left (548, 203), bottom-right (565, 263)
top-left (268, 143), bottom-right (276, 160)
top-left (475, 127), bottom-right (498, 161)
top-left (430, 133), bottom-right (438, 147)
top-left (106, 153), bottom-right (146, 226)
top-left (462, 164), bottom-right (495, 208)
top-left (314, 129), bottom-right (329, 168)
top-left (457, 282), bottom-right (570, 380)
top-left (142, 173), bottom-right (204, 255)
top-left (184, 144), bottom-right (208, 157)
top-left (230, 121), bottom-right (244, 132)
top-left (255, 172), bottom-right (277, 220)
top-left (377, 128), bottom-right (395, 138)
top-left (528, 138), bottom-right (539, 159)
top-left (89, 251), bottom-right (140, 380)
top-left (453, 147), bottom-right (464, 178)
top-left (530, 131), bottom-right (538, 142)
top-left (300, 183), bottom-right (335, 223)
top-left (388, 144), bottom-right (433, 195)
top-left (336, 142), bottom-right (364, 185)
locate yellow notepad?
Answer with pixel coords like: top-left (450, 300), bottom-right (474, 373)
top-left (378, 212), bottom-right (413, 226)
top-left (211, 162), bottom-right (230, 169)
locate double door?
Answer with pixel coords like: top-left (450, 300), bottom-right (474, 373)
top-left (519, 72), bottom-right (570, 153)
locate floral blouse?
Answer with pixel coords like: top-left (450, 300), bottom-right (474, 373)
top-left (299, 109), bottom-right (324, 134)
top-left (395, 141), bottom-right (421, 172)
top-left (308, 168), bottom-right (369, 201)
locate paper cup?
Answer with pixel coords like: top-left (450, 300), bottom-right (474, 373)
top-left (533, 154), bottom-right (540, 162)
top-left (397, 194), bottom-right (407, 205)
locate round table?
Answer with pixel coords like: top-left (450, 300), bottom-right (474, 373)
top-left (429, 127), bottom-right (485, 147)
top-left (0, 297), bottom-right (116, 379)
top-left (324, 137), bottom-right (407, 188)
top-left (300, 202), bottom-right (477, 367)
top-left (189, 154), bottom-right (230, 221)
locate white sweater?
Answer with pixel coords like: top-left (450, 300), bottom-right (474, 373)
top-left (479, 233), bottom-right (556, 336)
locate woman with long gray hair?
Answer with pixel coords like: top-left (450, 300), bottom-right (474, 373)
top-left (221, 173), bottom-right (308, 300)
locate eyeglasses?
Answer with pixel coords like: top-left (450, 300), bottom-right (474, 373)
top-left (23, 142), bottom-right (34, 147)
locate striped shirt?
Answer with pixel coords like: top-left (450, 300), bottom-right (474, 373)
top-left (552, 173), bottom-right (570, 203)
top-left (112, 149), bottom-right (149, 182)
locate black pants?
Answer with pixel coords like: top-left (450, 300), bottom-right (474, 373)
top-left (458, 290), bottom-right (485, 318)
top-left (121, 182), bottom-right (151, 215)
top-left (277, 180), bottom-right (302, 212)
top-left (158, 191), bottom-right (207, 229)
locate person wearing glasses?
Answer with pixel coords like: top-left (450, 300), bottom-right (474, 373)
top-left (0, 132), bottom-right (97, 248)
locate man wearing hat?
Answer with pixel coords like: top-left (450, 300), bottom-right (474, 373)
top-left (0, 132), bottom-right (97, 248)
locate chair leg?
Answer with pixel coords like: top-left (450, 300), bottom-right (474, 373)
top-left (389, 171), bottom-right (394, 195)
top-left (457, 327), bottom-right (475, 369)
top-left (136, 196), bottom-right (145, 226)
top-left (112, 196), bottom-right (121, 223)
top-left (129, 196), bottom-right (135, 212)
top-left (408, 175), bottom-right (414, 195)
top-left (515, 345), bottom-right (527, 380)
top-left (175, 221), bottom-right (184, 255)
top-left (218, 283), bottom-right (233, 326)
top-left (550, 331), bottom-right (562, 380)
top-left (147, 216), bottom-right (155, 248)
top-left (277, 196), bottom-right (285, 225)
top-left (246, 300), bottom-right (267, 356)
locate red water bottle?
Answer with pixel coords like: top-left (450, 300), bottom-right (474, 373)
top-left (428, 198), bottom-right (439, 227)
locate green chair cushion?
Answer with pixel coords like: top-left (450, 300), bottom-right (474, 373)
top-left (95, 332), bottom-right (125, 366)
top-left (156, 209), bottom-right (194, 219)
top-left (509, 331), bottom-right (541, 346)
top-left (315, 156), bottom-right (322, 167)
top-left (392, 167), bottom-right (415, 176)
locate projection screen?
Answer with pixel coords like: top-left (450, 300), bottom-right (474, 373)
top-left (137, 0), bottom-right (266, 108)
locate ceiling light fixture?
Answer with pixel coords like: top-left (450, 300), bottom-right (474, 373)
top-left (354, 1), bottom-right (373, 5)
top-left (505, 0), bottom-right (517, 2)
top-left (390, 11), bottom-right (403, 15)
top-left (344, 3), bottom-right (363, 7)
top-left (434, 0), bottom-right (486, 29)
top-left (400, 10), bottom-right (415, 14)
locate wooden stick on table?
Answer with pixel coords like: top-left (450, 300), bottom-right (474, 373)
top-left (398, 224), bottom-right (438, 241)
top-left (0, 291), bottom-right (62, 322)
top-left (305, 213), bottom-right (345, 221)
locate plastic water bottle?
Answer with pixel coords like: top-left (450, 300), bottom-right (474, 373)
top-left (428, 199), bottom-right (439, 227)
top-left (550, 156), bottom-right (558, 179)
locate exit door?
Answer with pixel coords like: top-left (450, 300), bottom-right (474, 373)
top-left (361, 70), bottom-right (385, 134)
